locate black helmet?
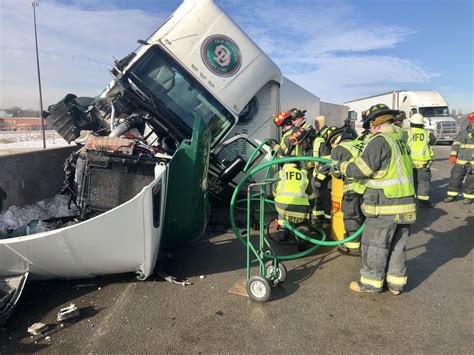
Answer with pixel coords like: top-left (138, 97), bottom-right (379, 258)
top-left (362, 104), bottom-right (401, 129)
top-left (361, 109), bottom-right (369, 120)
top-left (394, 111), bottom-right (406, 122)
top-left (289, 107), bottom-right (307, 120)
top-left (326, 126), bottom-right (357, 147)
top-left (322, 126), bottom-right (337, 141)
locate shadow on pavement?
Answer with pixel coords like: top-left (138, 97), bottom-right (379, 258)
top-left (406, 216), bottom-right (473, 292)
top-left (2, 274), bottom-right (131, 351)
top-left (428, 177), bottom-right (449, 204)
top-left (158, 221), bottom-right (339, 302)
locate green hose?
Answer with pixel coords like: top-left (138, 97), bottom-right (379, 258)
top-left (229, 155), bottom-right (365, 261)
top-left (242, 139), bottom-right (277, 173)
top-left (284, 221), bottom-right (363, 246)
top-left (234, 197), bottom-right (326, 260)
top-left (235, 198), bottom-right (276, 212)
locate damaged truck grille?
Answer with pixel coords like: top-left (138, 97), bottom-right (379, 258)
top-left (76, 151), bottom-right (158, 217)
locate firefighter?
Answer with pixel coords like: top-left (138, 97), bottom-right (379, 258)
top-left (338, 104), bottom-right (417, 295)
top-left (354, 110), bottom-right (372, 145)
top-left (288, 107), bottom-right (315, 157)
top-left (402, 113), bottom-right (436, 207)
top-left (311, 126), bottom-right (336, 227)
top-left (314, 115), bottom-right (329, 138)
top-left (273, 111), bottom-right (295, 157)
top-left (289, 107), bottom-right (316, 142)
top-left (444, 112), bottom-right (474, 204)
top-left (393, 111), bottom-right (406, 138)
top-left (343, 115), bottom-right (358, 138)
top-left (274, 163), bottom-right (315, 248)
top-left (328, 126), bottom-right (365, 254)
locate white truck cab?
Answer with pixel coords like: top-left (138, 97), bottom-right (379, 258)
top-left (398, 91), bottom-right (459, 143)
top-left (345, 90), bottom-right (459, 143)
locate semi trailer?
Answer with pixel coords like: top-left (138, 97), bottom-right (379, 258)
top-left (344, 90), bottom-right (459, 143)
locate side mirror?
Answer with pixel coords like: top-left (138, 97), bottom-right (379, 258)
top-left (219, 156), bottom-right (246, 183)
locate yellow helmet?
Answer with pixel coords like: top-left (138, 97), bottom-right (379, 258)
top-left (314, 115), bottom-right (326, 128)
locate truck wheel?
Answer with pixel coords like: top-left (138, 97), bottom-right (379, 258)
top-left (246, 276), bottom-right (271, 302)
top-left (265, 260), bottom-right (287, 285)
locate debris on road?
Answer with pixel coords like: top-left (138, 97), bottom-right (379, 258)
top-left (57, 304), bottom-right (80, 323)
top-left (156, 269), bottom-right (192, 286)
top-left (27, 322), bottom-right (49, 336)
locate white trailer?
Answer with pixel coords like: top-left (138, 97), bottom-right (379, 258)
top-left (345, 90), bottom-right (459, 143)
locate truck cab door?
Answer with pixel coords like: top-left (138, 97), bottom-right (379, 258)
top-left (161, 115), bottom-right (212, 247)
top-left (208, 134), bottom-right (273, 204)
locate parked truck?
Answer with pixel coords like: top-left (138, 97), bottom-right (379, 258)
top-left (1, 0), bottom-right (348, 323)
top-left (345, 90), bottom-right (459, 143)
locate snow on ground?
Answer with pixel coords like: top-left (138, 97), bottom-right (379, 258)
top-left (0, 130), bottom-right (72, 155)
top-left (0, 194), bottom-right (79, 233)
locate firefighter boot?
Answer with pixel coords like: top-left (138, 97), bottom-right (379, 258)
top-left (349, 281), bottom-right (382, 294)
top-left (419, 200), bottom-right (434, 208)
top-left (337, 244), bottom-right (361, 256)
top-left (444, 196), bottom-right (456, 203)
top-left (295, 225), bottom-right (310, 251)
top-left (388, 288), bottom-right (401, 296)
top-left (278, 229), bottom-right (290, 242)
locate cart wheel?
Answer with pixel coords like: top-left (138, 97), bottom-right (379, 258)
top-left (246, 276), bottom-right (271, 302)
top-left (265, 260), bottom-right (287, 285)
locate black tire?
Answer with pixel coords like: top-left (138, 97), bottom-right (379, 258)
top-left (296, 240), bottom-right (308, 251)
top-left (246, 275), bottom-right (272, 302)
top-left (295, 225), bottom-right (311, 248)
top-left (265, 260), bottom-right (287, 285)
top-left (266, 221), bottom-right (297, 246)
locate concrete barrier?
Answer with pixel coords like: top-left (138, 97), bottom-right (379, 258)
top-left (0, 146), bottom-right (79, 212)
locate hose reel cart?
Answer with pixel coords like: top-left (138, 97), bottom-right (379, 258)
top-left (229, 155), bottom-right (364, 302)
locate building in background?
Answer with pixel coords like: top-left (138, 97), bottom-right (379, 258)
top-left (0, 117), bottom-right (49, 131)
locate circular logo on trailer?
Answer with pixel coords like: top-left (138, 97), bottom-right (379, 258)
top-left (201, 35), bottom-right (242, 77)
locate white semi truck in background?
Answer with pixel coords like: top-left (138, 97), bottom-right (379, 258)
top-left (345, 90), bottom-right (459, 143)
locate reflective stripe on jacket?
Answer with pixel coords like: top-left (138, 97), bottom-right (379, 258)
top-left (406, 127), bottom-right (434, 162)
top-left (334, 141), bottom-right (366, 195)
top-left (340, 130), bottom-right (417, 219)
top-left (274, 165), bottom-right (310, 219)
top-left (274, 165), bottom-right (310, 206)
top-left (451, 126), bottom-right (473, 165)
top-left (363, 132), bottom-right (415, 198)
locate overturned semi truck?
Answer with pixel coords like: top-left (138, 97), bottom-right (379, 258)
top-left (0, 0), bottom-right (347, 323)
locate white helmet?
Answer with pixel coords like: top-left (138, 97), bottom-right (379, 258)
top-left (410, 113), bottom-right (424, 125)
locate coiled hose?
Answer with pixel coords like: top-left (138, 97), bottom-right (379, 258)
top-left (229, 155), bottom-right (364, 261)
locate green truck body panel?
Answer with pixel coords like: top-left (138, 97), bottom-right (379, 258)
top-left (161, 116), bottom-right (211, 247)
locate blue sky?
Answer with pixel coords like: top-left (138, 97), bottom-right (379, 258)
top-left (0, 0), bottom-right (472, 113)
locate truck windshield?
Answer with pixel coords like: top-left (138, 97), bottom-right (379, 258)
top-left (128, 46), bottom-right (236, 147)
top-left (419, 106), bottom-right (450, 117)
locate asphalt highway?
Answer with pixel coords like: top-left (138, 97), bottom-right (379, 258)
top-left (1, 144), bottom-right (472, 353)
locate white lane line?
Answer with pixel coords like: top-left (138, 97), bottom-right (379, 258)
top-left (84, 283), bottom-right (135, 351)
